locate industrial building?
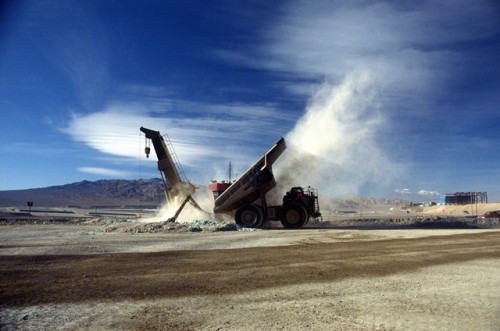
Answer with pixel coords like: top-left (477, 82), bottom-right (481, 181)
top-left (439, 192), bottom-right (488, 205)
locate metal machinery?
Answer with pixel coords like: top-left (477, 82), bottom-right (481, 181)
top-left (442, 192), bottom-right (488, 205)
top-left (209, 137), bottom-right (321, 229)
top-left (140, 126), bottom-right (204, 221)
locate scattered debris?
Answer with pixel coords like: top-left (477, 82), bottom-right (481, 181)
top-left (104, 219), bottom-right (262, 234)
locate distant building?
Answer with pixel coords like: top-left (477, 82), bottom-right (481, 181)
top-left (441, 192), bottom-right (488, 205)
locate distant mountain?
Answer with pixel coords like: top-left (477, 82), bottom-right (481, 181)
top-left (0, 179), bottom-right (166, 207)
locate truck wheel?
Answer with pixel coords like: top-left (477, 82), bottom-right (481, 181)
top-left (235, 205), bottom-right (263, 228)
top-left (281, 203), bottom-right (307, 229)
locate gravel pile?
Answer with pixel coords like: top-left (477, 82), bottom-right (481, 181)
top-left (109, 219), bottom-right (261, 234)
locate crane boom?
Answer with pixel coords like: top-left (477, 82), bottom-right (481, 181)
top-left (140, 126), bottom-right (196, 206)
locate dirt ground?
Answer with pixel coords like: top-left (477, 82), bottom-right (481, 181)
top-left (1, 218), bottom-right (500, 330)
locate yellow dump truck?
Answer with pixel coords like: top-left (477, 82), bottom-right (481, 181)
top-left (209, 138), bottom-right (321, 229)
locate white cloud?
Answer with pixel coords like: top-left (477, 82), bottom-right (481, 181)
top-left (395, 188), bottom-right (412, 195)
top-left (246, 0), bottom-right (500, 135)
top-left (78, 167), bottom-right (131, 177)
top-left (418, 189), bottom-right (440, 196)
top-left (264, 1), bottom-right (497, 75)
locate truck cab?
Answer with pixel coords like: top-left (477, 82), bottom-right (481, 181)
top-left (281, 186), bottom-right (321, 228)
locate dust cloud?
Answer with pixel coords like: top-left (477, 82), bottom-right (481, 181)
top-left (140, 188), bottom-right (215, 223)
top-left (275, 70), bottom-right (400, 199)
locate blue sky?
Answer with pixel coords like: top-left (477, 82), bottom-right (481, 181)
top-left (1, 0), bottom-right (499, 201)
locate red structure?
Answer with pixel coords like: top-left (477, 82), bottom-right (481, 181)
top-left (209, 181), bottom-right (232, 200)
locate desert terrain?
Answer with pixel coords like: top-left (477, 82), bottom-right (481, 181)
top-left (1, 203), bottom-right (500, 330)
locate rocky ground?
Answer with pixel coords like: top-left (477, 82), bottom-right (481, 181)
top-left (1, 213), bottom-right (500, 330)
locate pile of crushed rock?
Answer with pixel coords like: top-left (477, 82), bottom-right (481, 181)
top-left (104, 219), bottom-right (261, 234)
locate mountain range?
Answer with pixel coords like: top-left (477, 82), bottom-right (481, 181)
top-left (0, 179), bottom-right (166, 208)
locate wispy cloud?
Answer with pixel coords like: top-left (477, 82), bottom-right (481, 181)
top-left (244, 0), bottom-right (499, 138)
top-left (262, 1), bottom-right (498, 73)
top-left (78, 167), bottom-right (131, 177)
top-left (418, 189), bottom-right (440, 197)
top-left (25, 0), bottom-right (111, 110)
top-left (395, 188), bottom-right (412, 195)
top-left (395, 188), bottom-right (440, 198)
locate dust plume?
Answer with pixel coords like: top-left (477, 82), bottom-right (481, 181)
top-left (140, 188), bottom-right (215, 223)
top-left (275, 70), bottom-right (400, 199)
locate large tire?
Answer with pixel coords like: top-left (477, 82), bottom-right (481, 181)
top-left (235, 205), bottom-right (264, 228)
top-left (280, 203), bottom-right (308, 229)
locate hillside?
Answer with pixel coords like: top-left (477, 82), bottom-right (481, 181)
top-left (0, 179), bottom-right (166, 207)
